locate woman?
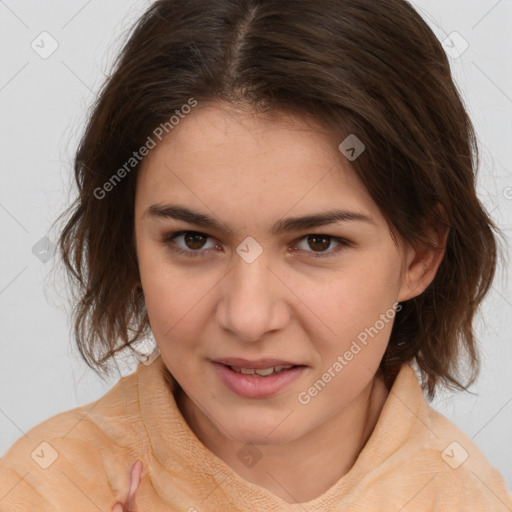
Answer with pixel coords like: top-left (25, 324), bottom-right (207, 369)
top-left (1, 0), bottom-right (511, 510)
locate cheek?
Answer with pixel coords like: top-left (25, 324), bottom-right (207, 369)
top-left (137, 244), bottom-right (219, 352)
top-left (308, 267), bottom-right (399, 333)
top-left (299, 255), bottom-right (401, 362)
top-left (136, 242), bottom-right (192, 339)
top-left (142, 275), bottom-right (201, 342)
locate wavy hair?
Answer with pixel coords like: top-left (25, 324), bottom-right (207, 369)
top-left (53, 0), bottom-right (503, 398)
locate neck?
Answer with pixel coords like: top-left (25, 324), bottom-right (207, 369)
top-left (174, 370), bottom-right (390, 504)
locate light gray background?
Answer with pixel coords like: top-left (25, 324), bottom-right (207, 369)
top-left (0, 0), bottom-right (511, 490)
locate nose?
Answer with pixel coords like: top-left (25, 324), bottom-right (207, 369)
top-left (215, 252), bottom-right (291, 343)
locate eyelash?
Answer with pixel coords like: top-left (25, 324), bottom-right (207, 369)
top-left (162, 231), bottom-right (351, 259)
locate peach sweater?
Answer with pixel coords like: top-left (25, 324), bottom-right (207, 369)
top-left (1, 355), bottom-right (511, 511)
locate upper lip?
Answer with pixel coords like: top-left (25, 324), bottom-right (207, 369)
top-left (212, 357), bottom-right (302, 369)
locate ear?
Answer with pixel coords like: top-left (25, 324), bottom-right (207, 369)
top-left (397, 205), bottom-right (450, 302)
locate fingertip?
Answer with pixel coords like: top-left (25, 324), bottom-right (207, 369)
top-left (131, 459), bottom-right (143, 481)
top-left (129, 459), bottom-right (144, 496)
top-left (112, 502), bottom-right (123, 512)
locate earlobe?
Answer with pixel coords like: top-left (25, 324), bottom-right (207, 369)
top-left (397, 206), bottom-right (450, 302)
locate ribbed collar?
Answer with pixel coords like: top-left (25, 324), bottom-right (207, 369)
top-left (137, 354), bottom-right (425, 511)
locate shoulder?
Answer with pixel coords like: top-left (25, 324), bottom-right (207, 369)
top-left (423, 405), bottom-right (511, 507)
top-left (371, 364), bottom-right (512, 510)
top-left (0, 368), bottom-right (144, 511)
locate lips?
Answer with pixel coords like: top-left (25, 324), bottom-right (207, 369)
top-left (213, 357), bottom-right (300, 369)
top-left (211, 357), bottom-right (307, 398)
top-left (230, 365), bottom-right (295, 376)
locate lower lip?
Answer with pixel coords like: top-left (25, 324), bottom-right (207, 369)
top-left (212, 362), bottom-right (306, 399)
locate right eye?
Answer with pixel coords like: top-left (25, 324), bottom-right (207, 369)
top-left (163, 231), bottom-right (219, 258)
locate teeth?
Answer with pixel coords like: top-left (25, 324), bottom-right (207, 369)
top-left (229, 365), bottom-right (294, 376)
top-left (254, 367), bottom-right (275, 376)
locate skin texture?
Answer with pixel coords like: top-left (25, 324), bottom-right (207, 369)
top-left (127, 102), bottom-right (447, 505)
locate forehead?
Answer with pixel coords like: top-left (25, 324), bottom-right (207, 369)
top-left (135, 103), bottom-right (381, 225)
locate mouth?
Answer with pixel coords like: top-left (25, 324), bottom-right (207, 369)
top-left (228, 364), bottom-right (297, 377)
top-left (211, 357), bottom-right (307, 398)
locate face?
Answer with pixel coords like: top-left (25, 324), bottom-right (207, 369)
top-left (134, 103), bottom-right (424, 445)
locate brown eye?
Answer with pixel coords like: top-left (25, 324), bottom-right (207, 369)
top-left (307, 235), bottom-right (331, 252)
top-left (163, 231), bottom-right (217, 257)
top-left (183, 232), bottom-right (208, 250)
top-left (294, 234), bottom-right (350, 258)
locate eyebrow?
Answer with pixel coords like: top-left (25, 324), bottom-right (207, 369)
top-left (144, 204), bottom-right (376, 235)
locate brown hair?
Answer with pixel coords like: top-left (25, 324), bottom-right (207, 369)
top-left (54, 0), bottom-right (503, 399)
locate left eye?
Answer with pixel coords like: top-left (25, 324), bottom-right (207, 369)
top-left (163, 231), bottom-right (350, 258)
top-left (294, 234), bottom-right (347, 257)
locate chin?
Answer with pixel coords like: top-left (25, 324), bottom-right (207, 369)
top-left (234, 429), bottom-right (290, 446)
top-left (224, 415), bottom-right (302, 446)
